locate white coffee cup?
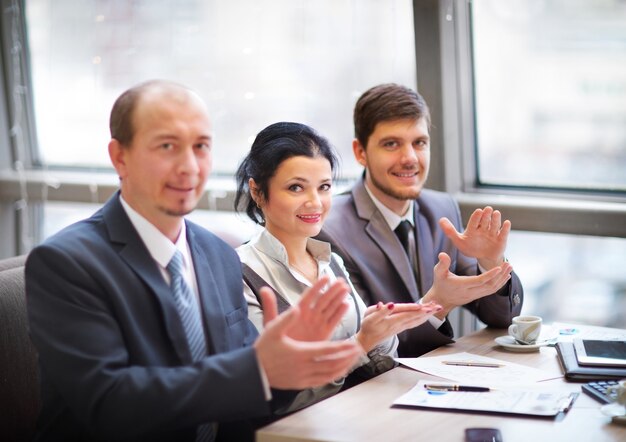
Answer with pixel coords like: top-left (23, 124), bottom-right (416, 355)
top-left (607, 380), bottom-right (626, 406)
top-left (508, 315), bottom-right (542, 344)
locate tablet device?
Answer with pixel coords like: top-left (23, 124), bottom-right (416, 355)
top-left (573, 339), bottom-right (626, 367)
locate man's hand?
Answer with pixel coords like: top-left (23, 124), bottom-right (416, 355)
top-left (439, 206), bottom-right (511, 270)
top-left (355, 301), bottom-right (442, 353)
top-left (421, 252), bottom-right (513, 319)
top-left (254, 289), bottom-right (361, 390)
top-left (261, 276), bottom-right (351, 342)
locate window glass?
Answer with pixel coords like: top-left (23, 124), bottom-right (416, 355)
top-left (25, 0), bottom-right (416, 176)
top-left (471, 0), bottom-right (626, 191)
top-left (506, 230), bottom-right (626, 329)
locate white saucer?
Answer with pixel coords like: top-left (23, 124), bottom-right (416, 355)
top-left (494, 335), bottom-right (551, 352)
top-left (601, 402), bottom-right (626, 418)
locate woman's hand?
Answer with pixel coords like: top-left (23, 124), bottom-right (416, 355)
top-left (355, 301), bottom-right (442, 353)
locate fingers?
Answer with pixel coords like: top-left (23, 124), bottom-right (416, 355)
top-left (439, 217), bottom-right (460, 241)
top-left (363, 303), bottom-right (383, 317)
top-left (465, 262), bottom-right (512, 294)
top-left (385, 303), bottom-right (423, 313)
top-left (323, 300), bottom-right (350, 333)
top-left (490, 208), bottom-right (502, 232)
top-left (261, 302), bottom-right (299, 339)
top-left (279, 341), bottom-right (362, 389)
top-left (465, 208), bottom-right (483, 231)
top-left (298, 275), bottom-right (331, 309)
top-left (477, 206), bottom-right (493, 230)
top-left (289, 277), bottom-right (351, 342)
top-left (311, 278), bottom-right (349, 315)
top-left (259, 287), bottom-right (279, 327)
top-left (500, 219), bottom-right (512, 239)
top-left (434, 252), bottom-right (451, 277)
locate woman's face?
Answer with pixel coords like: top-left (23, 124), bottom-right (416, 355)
top-left (256, 155), bottom-right (332, 245)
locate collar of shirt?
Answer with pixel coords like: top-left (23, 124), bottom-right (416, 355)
top-left (241, 229), bottom-right (334, 291)
top-left (119, 195), bottom-right (196, 288)
top-left (363, 182), bottom-right (415, 230)
top-left (253, 229), bottom-right (330, 267)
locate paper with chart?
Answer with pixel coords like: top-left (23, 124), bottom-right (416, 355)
top-left (395, 352), bottom-right (558, 386)
top-left (551, 322), bottom-right (626, 342)
top-left (393, 380), bottom-right (574, 417)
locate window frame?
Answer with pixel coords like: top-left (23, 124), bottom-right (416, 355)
top-left (416, 0), bottom-right (626, 238)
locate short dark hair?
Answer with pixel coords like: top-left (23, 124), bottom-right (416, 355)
top-left (235, 122), bottom-right (339, 225)
top-left (354, 83), bottom-right (431, 148)
top-left (109, 79), bottom-right (188, 146)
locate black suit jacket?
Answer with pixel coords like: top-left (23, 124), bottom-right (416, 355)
top-left (318, 179), bottom-right (523, 357)
top-left (26, 194), bottom-right (275, 441)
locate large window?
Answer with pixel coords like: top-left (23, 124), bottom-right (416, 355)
top-left (471, 0), bottom-right (626, 192)
top-left (2, 0), bottom-right (624, 332)
top-left (25, 0), bottom-right (416, 175)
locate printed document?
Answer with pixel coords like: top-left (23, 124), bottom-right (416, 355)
top-left (395, 352), bottom-right (558, 386)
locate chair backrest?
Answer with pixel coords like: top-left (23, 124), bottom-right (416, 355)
top-left (0, 256), bottom-right (40, 441)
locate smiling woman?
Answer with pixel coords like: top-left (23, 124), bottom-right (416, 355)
top-left (233, 121), bottom-right (441, 414)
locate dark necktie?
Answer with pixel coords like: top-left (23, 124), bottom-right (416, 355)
top-left (394, 220), bottom-right (412, 257)
top-left (394, 220), bottom-right (421, 298)
top-left (167, 251), bottom-right (214, 442)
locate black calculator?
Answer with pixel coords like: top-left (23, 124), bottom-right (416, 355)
top-left (581, 380), bottom-right (619, 404)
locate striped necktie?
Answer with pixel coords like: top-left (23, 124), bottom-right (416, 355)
top-left (167, 251), bottom-right (207, 361)
top-left (167, 251), bottom-right (214, 442)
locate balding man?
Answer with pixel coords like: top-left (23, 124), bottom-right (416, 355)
top-left (26, 80), bottom-right (360, 441)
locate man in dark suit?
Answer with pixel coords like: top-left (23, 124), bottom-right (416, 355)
top-left (318, 83), bottom-right (523, 357)
top-left (25, 80), bottom-right (361, 441)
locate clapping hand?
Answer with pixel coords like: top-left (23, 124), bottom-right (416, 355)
top-left (355, 301), bottom-right (442, 353)
top-left (439, 206), bottom-right (510, 270)
top-left (421, 252), bottom-right (513, 318)
top-left (261, 276), bottom-right (351, 342)
top-left (254, 286), bottom-right (361, 390)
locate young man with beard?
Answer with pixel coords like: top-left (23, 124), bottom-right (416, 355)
top-left (318, 83), bottom-right (523, 357)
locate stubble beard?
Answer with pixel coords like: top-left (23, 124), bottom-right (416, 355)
top-left (160, 198), bottom-right (197, 218)
top-left (370, 172), bottom-right (422, 201)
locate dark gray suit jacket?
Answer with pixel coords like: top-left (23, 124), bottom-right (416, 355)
top-left (26, 194), bottom-right (276, 441)
top-left (318, 179), bottom-right (523, 357)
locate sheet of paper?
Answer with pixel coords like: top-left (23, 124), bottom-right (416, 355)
top-left (393, 380), bottom-right (573, 417)
top-left (395, 352), bottom-right (558, 385)
top-left (551, 322), bottom-right (626, 342)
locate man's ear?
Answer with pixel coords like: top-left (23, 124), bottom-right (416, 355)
top-left (108, 139), bottom-right (127, 179)
top-left (352, 138), bottom-right (367, 167)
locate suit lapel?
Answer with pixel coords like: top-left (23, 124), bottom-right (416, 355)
top-left (187, 226), bottom-right (229, 355)
top-left (353, 181), bottom-right (420, 301)
top-left (102, 193), bottom-right (192, 363)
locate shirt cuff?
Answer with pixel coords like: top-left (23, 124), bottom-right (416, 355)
top-left (477, 256), bottom-right (508, 274)
top-left (255, 352), bottom-right (273, 401)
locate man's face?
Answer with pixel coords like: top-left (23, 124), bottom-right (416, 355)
top-left (354, 118), bottom-right (430, 215)
top-left (109, 89), bottom-right (213, 238)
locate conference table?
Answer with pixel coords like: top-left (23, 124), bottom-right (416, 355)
top-left (256, 327), bottom-right (626, 442)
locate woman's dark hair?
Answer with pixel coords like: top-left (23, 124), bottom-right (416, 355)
top-left (235, 122), bottom-right (339, 225)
